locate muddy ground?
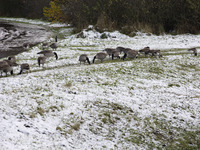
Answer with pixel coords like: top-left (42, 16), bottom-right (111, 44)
top-left (0, 20), bottom-right (52, 59)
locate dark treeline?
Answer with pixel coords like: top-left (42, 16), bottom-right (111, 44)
top-left (1, 0), bottom-right (200, 35)
top-left (44, 0), bottom-right (200, 35)
top-left (0, 0), bottom-right (51, 19)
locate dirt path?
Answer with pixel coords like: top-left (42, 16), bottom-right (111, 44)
top-left (0, 20), bottom-right (52, 59)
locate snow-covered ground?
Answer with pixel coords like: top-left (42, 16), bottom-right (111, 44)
top-left (0, 18), bottom-right (200, 149)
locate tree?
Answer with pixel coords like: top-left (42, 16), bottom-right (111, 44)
top-left (43, 0), bottom-right (65, 22)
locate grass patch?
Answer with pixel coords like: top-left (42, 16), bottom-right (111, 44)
top-left (36, 107), bottom-right (45, 116)
top-left (29, 107), bottom-right (46, 118)
top-left (124, 115), bottom-right (200, 149)
top-left (69, 45), bottom-right (96, 48)
top-left (178, 63), bottom-right (199, 71)
top-left (71, 122), bottom-right (81, 131)
top-left (84, 99), bottom-right (200, 149)
top-left (56, 113), bottom-right (84, 135)
top-left (64, 79), bottom-right (73, 87)
top-left (75, 48), bottom-right (99, 52)
top-left (168, 83), bottom-right (180, 87)
top-left (148, 66), bottom-right (164, 74)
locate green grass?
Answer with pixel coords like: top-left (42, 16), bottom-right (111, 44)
top-left (71, 122), bottom-right (81, 131)
top-left (74, 48), bottom-right (99, 52)
top-left (168, 83), bottom-right (180, 87)
top-left (69, 45), bottom-right (97, 48)
top-left (64, 79), bottom-right (73, 88)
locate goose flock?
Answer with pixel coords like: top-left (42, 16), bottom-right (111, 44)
top-left (80, 46), bottom-right (198, 64)
top-left (0, 36), bottom-right (198, 77)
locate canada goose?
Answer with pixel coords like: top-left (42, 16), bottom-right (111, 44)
top-left (111, 50), bottom-right (120, 60)
top-left (38, 56), bottom-right (46, 67)
top-left (18, 63), bottom-right (30, 74)
top-left (48, 36), bottom-right (58, 50)
top-left (148, 50), bottom-right (162, 58)
top-left (0, 61), bottom-right (8, 66)
top-left (3, 60), bottom-right (18, 67)
top-left (116, 46), bottom-right (126, 54)
top-left (0, 60), bottom-right (17, 76)
top-left (41, 42), bottom-right (49, 50)
top-left (0, 61), bottom-right (8, 76)
top-left (188, 48), bottom-right (197, 56)
top-left (103, 48), bottom-right (115, 57)
top-left (139, 46), bottom-right (150, 56)
top-left (123, 48), bottom-right (133, 54)
top-left (8, 56), bottom-right (16, 63)
top-left (49, 43), bottom-right (58, 50)
top-left (93, 52), bottom-right (107, 63)
top-left (79, 54), bottom-right (90, 65)
top-left (122, 50), bottom-right (138, 60)
top-left (116, 47), bottom-right (129, 54)
top-left (42, 42), bottom-right (49, 46)
top-left (0, 64), bottom-right (13, 76)
top-left (37, 50), bottom-right (58, 60)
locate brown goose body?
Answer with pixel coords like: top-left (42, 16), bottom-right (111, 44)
top-left (188, 48), bottom-right (197, 56)
top-left (41, 42), bottom-right (49, 50)
top-left (104, 48), bottom-right (115, 57)
top-left (148, 50), bottom-right (162, 57)
top-left (0, 61), bottom-right (8, 76)
top-left (79, 54), bottom-right (90, 65)
top-left (93, 52), bottom-right (107, 63)
top-left (38, 56), bottom-right (46, 67)
top-left (139, 47), bottom-right (150, 56)
top-left (49, 43), bottom-right (58, 50)
top-left (122, 50), bottom-right (138, 60)
top-left (37, 50), bottom-right (58, 60)
top-left (0, 63), bottom-right (13, 76)
top-left (19, 63), bottom-right (30, 74)
top-left (116, 46), bottom-right (126, 54)
top-left (111, 50), bottom-right (120, 60)
top-left (3, 60), bottom-right (18, 67)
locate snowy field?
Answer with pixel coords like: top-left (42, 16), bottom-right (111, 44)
top-left (0, 18), bottom-right (200, 149)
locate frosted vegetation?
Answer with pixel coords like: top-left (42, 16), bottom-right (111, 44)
top-left (0, 18), bottom-right (200, 149)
